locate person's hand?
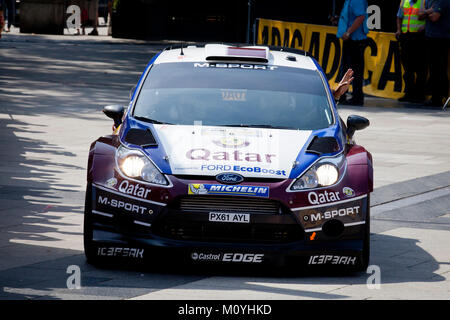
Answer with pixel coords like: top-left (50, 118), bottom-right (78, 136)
top-left (395, 30), bottom-right (401, 40)
top-left (329, 15), bottom-right (339, 26)
top-left (342, 32), bottom-right (350, 41)
top-left (418, 9), bottom-right (428, 20)
top-left (428, 11), bottom-right (441, 22)
top-left (334, 69), bottom-right (354, 100)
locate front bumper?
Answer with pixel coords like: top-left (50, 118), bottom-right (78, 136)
top-left (92, 228), bottom-right (364, 267)
top-left (88, 183), bottom-right (368, 268)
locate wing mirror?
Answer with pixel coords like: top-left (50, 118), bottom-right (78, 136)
top-left (103, 105), bottom-right (125, 128)
top-left (346, 115), bottom-right (370, 140)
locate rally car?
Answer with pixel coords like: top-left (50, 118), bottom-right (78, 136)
top-left (84, 44), bottom-right (372, 271)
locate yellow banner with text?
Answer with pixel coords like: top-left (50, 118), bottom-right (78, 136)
top-left (257, 18), bottom-right (412, 100)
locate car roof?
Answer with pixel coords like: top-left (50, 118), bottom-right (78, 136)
top-left (153, 44), bottom-right (318, 71)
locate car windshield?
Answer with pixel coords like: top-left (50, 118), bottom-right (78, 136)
top-left (133, 62), bottom-right (334, 130)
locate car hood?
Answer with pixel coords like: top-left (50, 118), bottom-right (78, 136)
top-left (152, 124), bottom-right (313, 179)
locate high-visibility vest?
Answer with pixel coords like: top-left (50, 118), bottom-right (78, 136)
top-left (401, 0), bottom-right (426, 33)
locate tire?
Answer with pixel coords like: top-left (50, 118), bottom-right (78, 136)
top-left (358, 194), bottom-right (371, 272)
top-left (83, 182), bottom-right (102, 265)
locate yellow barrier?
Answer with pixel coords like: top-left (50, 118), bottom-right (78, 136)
top-left (257, 18), bottom-right (450, 100)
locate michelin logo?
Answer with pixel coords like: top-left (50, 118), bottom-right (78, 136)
top-left (188, 184), bottom-right (269, 198)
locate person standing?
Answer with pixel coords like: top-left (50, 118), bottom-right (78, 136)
top-left (396, 0), bottom-right (427, 103)
top-left (2, 0), bottom-right (14, 32)
top-left (421, 0), bottom-right (450, 106)
top-left (0, 4), bottom-right (4, 38)
top-left (337, 0), bottom-right (369, 106)
top-left (86, 0), bottom-right (99, 35)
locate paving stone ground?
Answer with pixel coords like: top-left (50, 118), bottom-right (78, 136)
top-left (0, 32), bottom-right (449, 300)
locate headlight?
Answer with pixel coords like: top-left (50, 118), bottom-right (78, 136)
top-left (316, 164), bottom-right (339, 186)
top-left (121, 156), bottom-right (145, 177)
top-left (116, 145), bottom-right (168, 185)
top-left (290, 153), bottom-right (345, 191)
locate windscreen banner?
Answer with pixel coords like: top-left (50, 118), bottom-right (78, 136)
top-left (256, 18), bottom-right (450, 100)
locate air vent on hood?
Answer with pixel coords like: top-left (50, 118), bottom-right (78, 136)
top-left (123, 128), bottom-right (157, 147)
top-left (306, 136), bottom-right (339, 155)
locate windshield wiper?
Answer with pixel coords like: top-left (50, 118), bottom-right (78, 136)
top-left (134, 116), bottom-right (173, 125)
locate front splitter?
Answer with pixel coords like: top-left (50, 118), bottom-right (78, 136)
top-left (90, 228), bottom-right (365, 269)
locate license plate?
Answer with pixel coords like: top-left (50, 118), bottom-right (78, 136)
top-left (209, 212), bottom-right (250, 223)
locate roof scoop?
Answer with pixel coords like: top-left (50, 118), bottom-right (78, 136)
top-left (205, 44), bottom-right (269, 63)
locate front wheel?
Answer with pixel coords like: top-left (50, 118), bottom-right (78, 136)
top-left (358, 194), bottom-right (371, 271)
top-left (83, 182), bottom-right (102, 265)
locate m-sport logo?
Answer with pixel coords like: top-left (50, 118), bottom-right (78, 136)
top-left (216, 173), bottom-right (244, 184)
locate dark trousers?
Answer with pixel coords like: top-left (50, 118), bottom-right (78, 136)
top-left (2, 0), bottom-right (14, 29)
top-left (399, 32), bottom-right (427, 98)
top-left (340, 39), bottom-right (366, 103)
top-left (427, 37), bottom-right (450, 103)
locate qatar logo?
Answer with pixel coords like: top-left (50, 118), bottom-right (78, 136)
top-left (212, 137), bottom-right (250, 148)
top-left (216, 173), bottom-right (244, 184)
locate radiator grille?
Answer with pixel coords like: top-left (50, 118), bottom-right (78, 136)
top-left (152, 196), bottom-right (304, 243)
top-left (177, 196), bottom-right (281, 215)
top-left (155, 221), bottom-right (304, 243)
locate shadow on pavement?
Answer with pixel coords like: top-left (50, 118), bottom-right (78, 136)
top-left (0, 38), bottom-right (163, 276)
top-left (0, 232), bottom-right (446, 299)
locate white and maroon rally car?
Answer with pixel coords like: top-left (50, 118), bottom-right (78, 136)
top-left (84, 44), bottom-right (372, 270)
